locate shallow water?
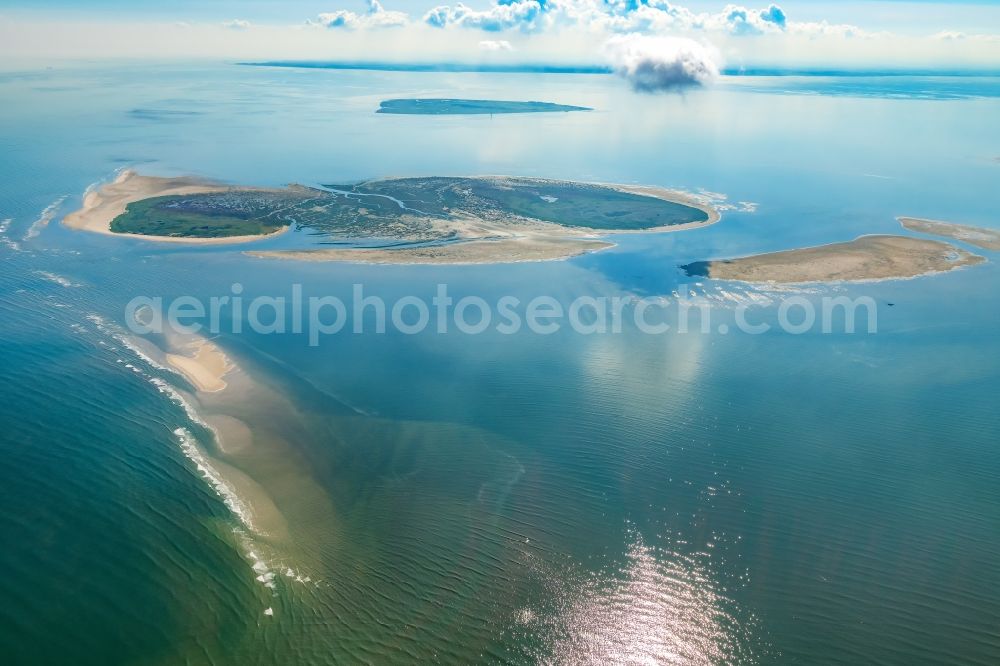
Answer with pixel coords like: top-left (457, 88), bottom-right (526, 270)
top-left (0, 63), bottom-right (998, 664)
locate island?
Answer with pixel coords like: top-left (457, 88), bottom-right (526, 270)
top-left (376, 99), bottom-right (592, 115)
top-left (66, 171), bottom-right (720, 263)
top-left (898, 217), bottom-right (1000, 251)
top-left (682, 235), bottom-right (985, 284)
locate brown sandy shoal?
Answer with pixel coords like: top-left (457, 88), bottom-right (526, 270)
top-left (247, 236), bottom-right (614, 265)
top-left (165, 337), bottom-right (234, 392)
top-left (694, 235), bottom-right (985, 284)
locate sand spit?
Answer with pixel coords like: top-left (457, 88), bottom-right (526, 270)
top-left (898, 217), bottom-right (1000, 251)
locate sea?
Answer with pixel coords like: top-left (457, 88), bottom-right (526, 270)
top-left (0, 62), bottom-right (998, 664)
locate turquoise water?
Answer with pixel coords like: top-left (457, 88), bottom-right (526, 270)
top-left (0, 63), bottom-right (998, 664)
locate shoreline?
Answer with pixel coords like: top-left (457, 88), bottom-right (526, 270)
top-left (63, 170), bottom-right (290, 245)
top-left (607, 184), bottom-right (721, 229)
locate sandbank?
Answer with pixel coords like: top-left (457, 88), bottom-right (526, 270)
top-left (205, 414), bottom-right (254, 455)
top-left (166, 337), bottom-right (234, 392)
top-left (683, 235), bottom-right (985, 284)
top-left (247, 236), bottom-right (613, 265)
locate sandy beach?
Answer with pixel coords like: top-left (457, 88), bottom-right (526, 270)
top-left (684, 235), bottom-right (986, 283)
top-left (62, 170), bottom-right (289, 244)
top-left (165, 337), bottom-right (234, 392)
top-left (248, 236), bottom-right (613, 265)
top-left (898, 217), bottom-right (1000, 251)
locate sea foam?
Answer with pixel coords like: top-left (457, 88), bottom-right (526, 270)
top-left (0, 218), bottom-right (22, 251)
top-left (35, 270), bottom-right (81, 288)
top-left (173, 427), bottom-right (255, 531)
top-left (24, 195), bottom-right (67, 240)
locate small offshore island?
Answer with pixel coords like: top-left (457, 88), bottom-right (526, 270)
top-left (376, 99), bottom-right (592, 115)
top-left (684, 215), bottom-right (997, 283)
top-left (65, 171), bottom-right (718, 263)
top-left (684, 234), bottom-right (985, 284)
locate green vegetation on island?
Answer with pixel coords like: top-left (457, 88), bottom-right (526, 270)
top-left (110, 192), bottom-right (294, 238)
top-left (376, 99), bottom-right (592, 115)
top-left (328, 177), bottom-right (710, 230)
top-left (107, 176), bottom-right (712, 240)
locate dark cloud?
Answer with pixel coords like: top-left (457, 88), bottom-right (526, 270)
top-left (604, 34), bottom-right (719, 92)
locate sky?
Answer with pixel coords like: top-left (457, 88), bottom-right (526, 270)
top-left (0, 1), bottom-right (998, 70)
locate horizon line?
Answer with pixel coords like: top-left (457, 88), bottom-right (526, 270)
top-left (241, 61), bottom-right (1000, 77)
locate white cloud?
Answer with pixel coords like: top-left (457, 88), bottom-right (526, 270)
top-left (424, 1), bottom-right (547, 33)
top-left (479, 39), bottom-right (514, 51)
top-left (314, 0), bottom-right (408, 30)
top-left (931, 30), bottom-right (1000, 43)
top-left (604, 34), bottom-right (720, 92)
top-left (788, 20), bottom-right (878, 40)
top-left (422, 1), bottom-right (792, 36)
top-left (222, 19), bottom-right (251, 31)
top-left (933, 31), bottom-right (967, 41)
top-left (720, 4), bottom-right (786, 35)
